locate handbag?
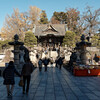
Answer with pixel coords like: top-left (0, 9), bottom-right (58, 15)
top-left (19, 77), bottom-right (24, 87)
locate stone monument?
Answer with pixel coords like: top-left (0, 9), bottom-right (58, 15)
top-left (9, 34), bottom-right (24, 72)
top-left (75, 34), bottom-right (91, 64)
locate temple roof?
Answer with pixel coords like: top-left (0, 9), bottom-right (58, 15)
top-left (33, 24), bottom-right (67, 37)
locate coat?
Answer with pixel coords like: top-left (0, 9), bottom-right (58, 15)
top-left (3, 65), bottom-right (21, 85)
top-left (21, 62), bottom-right (34, 76)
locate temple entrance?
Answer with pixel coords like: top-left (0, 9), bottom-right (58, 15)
top-left (38, 34), bottom-right (63, 51)
top-left (34, 24), bottom-right (66, 51)
top-left (33, 24), bottom-right (66, 60)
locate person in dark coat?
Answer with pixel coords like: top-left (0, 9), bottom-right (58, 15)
top-left (21, 58), bottom-right (34, 94)
top-left (3, 61), bottom-right (21, 97)
top-left (43, 57), bottom-right (50, 71)
top-left (38, 58), bottom-right (42, 71)
top-left (55, 56), bottom-right (59, 67)
top-left (58, 57), bottom-right (64, 69)
top-left (50, 57), bottom-right (54, 67)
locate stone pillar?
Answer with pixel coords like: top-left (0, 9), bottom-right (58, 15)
top-left (80, 46), bottom-right (87, 64)
top-left (76, 50), bottom-right (81, 64)
top-left (18, 46), bottom-right (25, 73)
top-left (13, 44), bottom-right (20, 65)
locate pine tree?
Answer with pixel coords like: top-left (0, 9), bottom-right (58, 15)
top-left (39, 10), bottom-right (48, 24)
top-left (24, 31), bottom-right (37, 48)
top-left (63, 31), bottom-right (76, 48)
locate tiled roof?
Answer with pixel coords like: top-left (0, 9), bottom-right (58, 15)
top-left (33, 24), bottom-right (67, 37)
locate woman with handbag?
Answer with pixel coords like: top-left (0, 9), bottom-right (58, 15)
top-left (21, 58), bottom-right (34, 94)
top-left (3, 61), bottom-right (21, 97)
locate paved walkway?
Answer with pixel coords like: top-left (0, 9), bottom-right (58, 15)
top-left (0, 67), bottom-right (100, 100)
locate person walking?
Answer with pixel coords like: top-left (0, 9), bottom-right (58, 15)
top-left (43, 57), bottom-right (50, 71)
top-left (50, 57), bottom-right (54, 67)
top-left (21, 58), bottom-right (34, 94)
top-left (55, 56), bottom-right (59, 68)
top-left (3, 61), bottom-right (21, 97)
top-left (58, 57), bottom-right (64, 69)
top-left (38, 58), bottom-right (42, 71)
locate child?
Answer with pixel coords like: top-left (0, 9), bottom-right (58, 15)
top-left (3, 61), bottom-right (21, 97)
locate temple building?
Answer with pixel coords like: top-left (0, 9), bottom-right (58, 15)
top-left (33, 24), bottom-right (67, 49)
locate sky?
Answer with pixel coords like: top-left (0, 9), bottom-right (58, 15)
top-left (0, 0), bottom-right (100, 31)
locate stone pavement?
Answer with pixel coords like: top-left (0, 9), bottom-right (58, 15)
top-left (0, 67), bottom-right (100, 100)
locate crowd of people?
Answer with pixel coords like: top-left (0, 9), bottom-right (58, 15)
top-left (2, 56), bottom-right (64, 98)
top-left (38, 56), bottom-right (64, 71)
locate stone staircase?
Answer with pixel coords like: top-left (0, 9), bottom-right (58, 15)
top-left (42, 51), bottom-right (58, 60)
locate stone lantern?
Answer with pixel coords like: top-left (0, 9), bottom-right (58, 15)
top-left (76, 34), bottom-right (91, 65)
top-left (9, 34), bottom-right (24, 69)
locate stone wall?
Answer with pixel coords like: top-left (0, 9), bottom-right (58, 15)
top-left (86, 47), bottom-right (100, 53)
